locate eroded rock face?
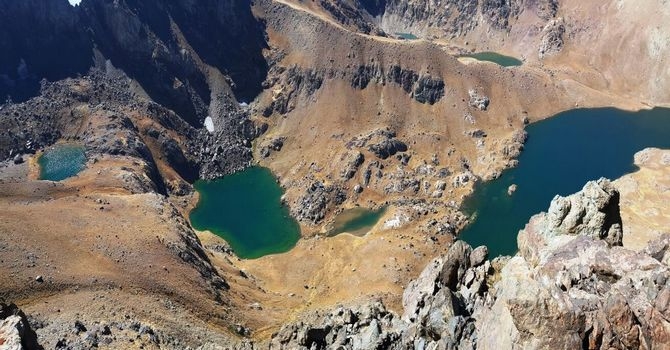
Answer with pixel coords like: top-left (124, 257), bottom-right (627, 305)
top-left (518, 178), bottom-right (623, 265)
top-left (272, 178), bottom-right (670, 349)
top-left (347, 64), bottom-right (445, 104)
top-left (319, 0), bottom-right (558, 39)
top-left (539, 18), bottom-right (566, 59)
top-left (0, 303), bottom-right (42, 350)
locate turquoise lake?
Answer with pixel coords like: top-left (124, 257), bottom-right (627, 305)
top-left (460, 52), bottom-right (523, 67)
top-left (328, 207), bottom-right (387, 237)
top-left (189, 167), bottom-right (300, 259)
top-left (396, 32), bottom-right (419, 40)
top-left (460, 107), bottom-right (670, 257)
top-left (38, 144), bottom-right (87, 181)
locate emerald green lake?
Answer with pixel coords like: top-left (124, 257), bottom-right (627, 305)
top-left (396, 32), bottom-right (419, 40)
top-left (189, 167), bottom-right (300, 259)
top-left (328, 207), bottom-right (387, 237)
top-left (460, 52), bottom-right (522, 67)
top-left (460, 107), bottom-right (670, 257)
top-left (38, 144), bottom-right (86, 181)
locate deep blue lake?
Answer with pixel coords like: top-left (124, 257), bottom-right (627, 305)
top-left (460, 107), bottom-right (670, 257)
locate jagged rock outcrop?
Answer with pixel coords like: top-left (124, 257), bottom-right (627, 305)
top-left (539, 18), bottom-right (566, 59)
top-left (518, 178), bottom-right (623, 265)
top-left (368, 139), bottom-right (408, 160)
top-left (294, 181), bottom-right (347, 224)
top-left (468, 89), bottom-right (490, 111)
top-left (272, 178), bottom-right (670, 349)
top-left (0, 303), bottom-right (42, 350)
top-left (477, 179), bottom-right (668, 349)
top-left (413, 76), bottom-right (445, 104)
top-left (270, 241), bottom-right (488, 349)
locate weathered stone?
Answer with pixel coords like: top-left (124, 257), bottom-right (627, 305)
top-left (368, 139), bottom-right (408, 160)
top-left (539, 18), bottom-right (566, 59)
top-left (470, 246), bottom-right (488, 267)
top-left (468, 90), bottom-right (490, 111)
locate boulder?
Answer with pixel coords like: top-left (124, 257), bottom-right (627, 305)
top-left (0, 303), bottom-right (41, 350)
top-left (468, 90), bottom-right (490, 111)
top-left (470, 246), bottom-right (488, 267)
top-left (368, 139), bottom-right (408, 160)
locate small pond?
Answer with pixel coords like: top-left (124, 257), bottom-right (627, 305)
top-left (396, 32), bottom-right (419, 40)
top-left (460, 107), bottom-right (670, 257)
top-left (327, 206), bottom-right (387, 237)
top-left (38, 143), bottom-right (86, 181)
top-left (459, 52), bottom-right (523, 67)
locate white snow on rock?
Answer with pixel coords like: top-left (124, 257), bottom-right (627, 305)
top-left (204, 116), bottom-right (215, 133)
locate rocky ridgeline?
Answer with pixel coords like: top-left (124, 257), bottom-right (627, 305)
top-left (270, 178), bottom-right (670, 349)
top-left (261, 62), bottom-right (445, 121)
top-left (317, 0), bottom-right (559, 38)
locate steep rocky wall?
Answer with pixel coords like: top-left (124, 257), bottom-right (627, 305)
top-left (0, 0), bottom-right (92, 103)
top-left (0, 0), bottom-right (268, 124)
top-left (317, 0), bottom-right (558, 38)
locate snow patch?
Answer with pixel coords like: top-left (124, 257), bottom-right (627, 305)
top-left (383, 212), bottom-right (409, 230)
top-left (204, 116), bottom-right (215, 133)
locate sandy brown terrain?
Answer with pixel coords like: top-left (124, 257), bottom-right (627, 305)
top-left (615, 148), bottom-right (670, 251)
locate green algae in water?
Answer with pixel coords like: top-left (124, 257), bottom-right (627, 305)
top-left (460, 52), bottom-right (522, 67)
top-left (460, 107), bottom-right (670, 257)
top-left (396, 32), bottom-right (418, 40)
top-left (38, 144), bottom-right (86, 181)
top-left (328, 207), bottom-right (387, 237)
top-left (189, 167), bottom-right (300, 259)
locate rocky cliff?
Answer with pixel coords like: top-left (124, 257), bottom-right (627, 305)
top-left (271, 179), bottom-right (670, 349)
top-left (315, 0), bottom-right (558, 39)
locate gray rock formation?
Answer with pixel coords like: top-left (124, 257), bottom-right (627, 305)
top-left (413, 76), bottom-right (445, 105)
top-left (347, 64), bottom-right (445, 104)
top-left (368, 139), bottom-right (409, 160)
top-left (518, 178), bottom-right (623, 265)
top-left (468, 89), bottom-right (490, 111)
top-left (295, 182), bottom-right (347, 224)
top-left (0, 303), bottom-right (42, 350)
top-left (539, 18), bottom-right (566, 59)
top-left (318, 0), bottom-right (558, 40)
